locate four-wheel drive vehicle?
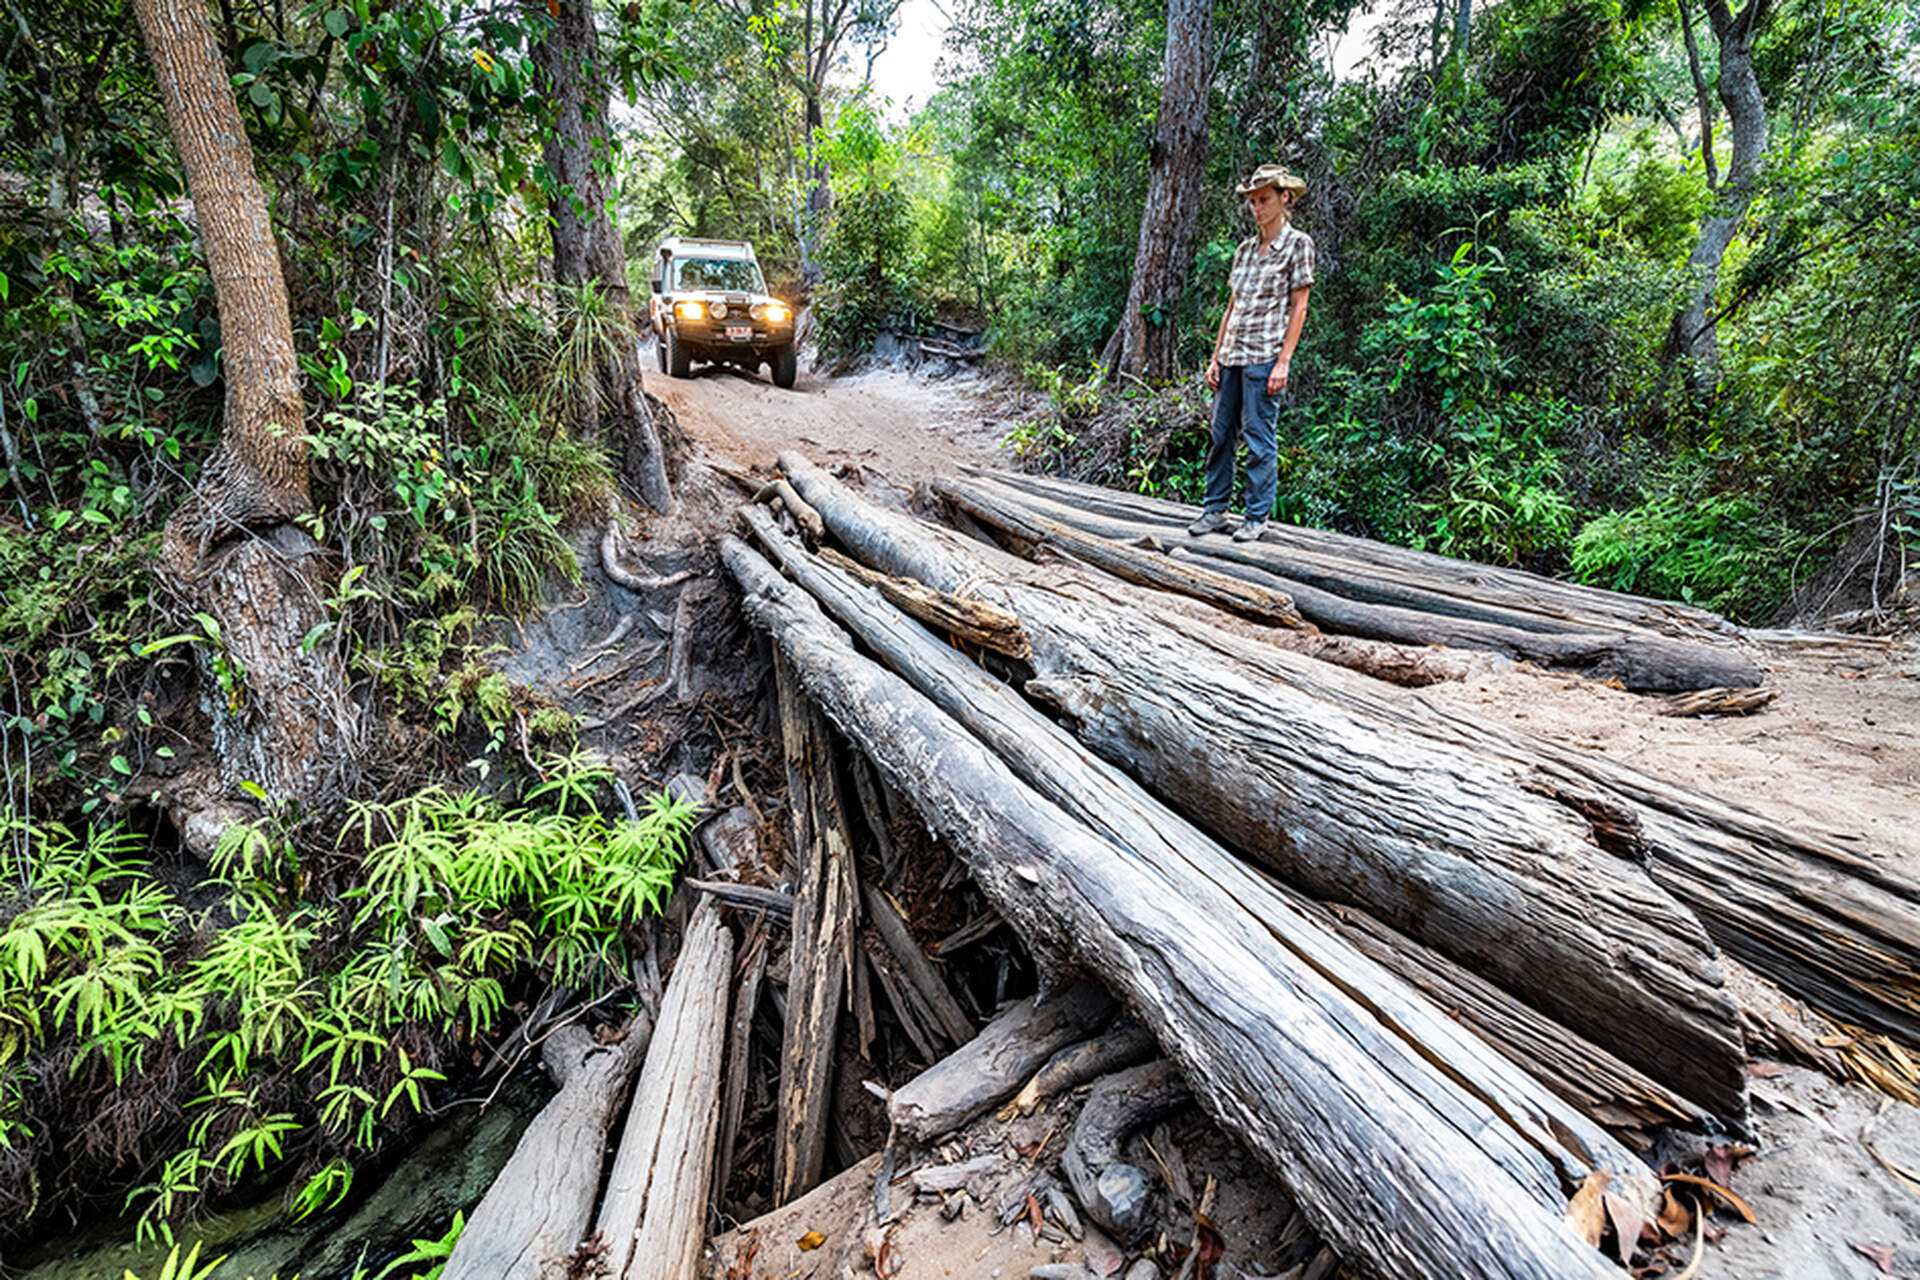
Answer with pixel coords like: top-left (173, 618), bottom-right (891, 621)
top-left (650, 237), bottom-right (798, 389)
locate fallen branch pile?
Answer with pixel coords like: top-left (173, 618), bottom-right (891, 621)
top-left (445, 454), bottom-right (1920, 1280)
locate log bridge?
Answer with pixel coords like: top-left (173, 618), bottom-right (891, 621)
top-left (443, 457), bottom-right (1920, 1280)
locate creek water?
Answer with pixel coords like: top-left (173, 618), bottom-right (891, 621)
top-left (12, 1075), bottom-right (547, 1280)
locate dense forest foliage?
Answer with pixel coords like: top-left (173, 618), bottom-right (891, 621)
top-left (0, 0), bottom-right (1915, 1264)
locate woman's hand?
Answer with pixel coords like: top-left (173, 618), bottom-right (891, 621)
top-left (1267, 360), bottom-right (1289, 395)
top-left (1206, 358), bottom-right (1221, 390)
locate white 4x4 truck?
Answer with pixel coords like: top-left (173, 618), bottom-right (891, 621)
top-left (649, 237), bottom-right (798, 389)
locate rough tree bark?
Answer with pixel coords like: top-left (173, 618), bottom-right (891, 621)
top-left (533, 1), bottom-right (672, 511)
top-left (723, 535), bottom-right (1645, 1280)
top-left (440, 1020), bottom-right (652, 1280)
top-left (1666, 0), bottom-right (1772, 399)
top-left (133, 0), bottom-right (362, 807)
top-left (1103, 0), bottom-right (1213, 379)
top-left (781, 457), bottom-right (1750, 1123)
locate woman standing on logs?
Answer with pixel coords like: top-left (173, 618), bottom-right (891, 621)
top-left (1191, 165), bottom-right (1315, 543)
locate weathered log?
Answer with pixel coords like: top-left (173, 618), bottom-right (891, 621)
top-left (741, 501), bottom-right (1720, 1135)
top-left (441, 1020), bottom-right (651, 1280)
top-left (862, 884), bottom-right (974, 1048)
top-left (966, 466), bottom-right (1743, 644)
top-left (771, 464), bottom-right (1749, 1124)
top-left (714, 924), bottom-right (769, 1214)
top-left (863, 938), bottom-right (940, 1064)
top-left (1299, 898), bottom-right (1708, 1136)
top-left (820, 546), bottom-right (1031, 658)
top-left (943, 474), bottom-right (1761, 692)
top-left (1013, 1018), bottom-right (1159, 1116)
top-left (752, 476), bottom-right (827, 542)
top-left (886, 982), bottom-right (1117, 1142)
top-left (685, 877), bottom-right (793, 921)
top-left (1061, 1059), bottom-right (1193, 1242)
top-left (937, 477), bottom-right (1309, 630)
top-left (1167, 610), bottom-right (1920, 1048)
top-left (723, 534), bottom-right (1643, 1280)
top-left (596, 904), bottom-right (732, 1280)
top-left (773, 653), bottom-right (860, 1203)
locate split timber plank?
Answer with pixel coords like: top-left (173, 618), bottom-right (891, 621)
top-left (596, 905), bottom-right (732, 1280)
top-left (773, 654), bottom-right (859, 1204)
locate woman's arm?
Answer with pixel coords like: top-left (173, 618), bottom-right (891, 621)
top-left (1267, 284), bottom-right (1311, 394)
top-left (1207, 293), bottom-right (1236, 390)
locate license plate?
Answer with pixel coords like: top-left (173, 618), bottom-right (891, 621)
top-left (726, 325), bottom-right (751, 341)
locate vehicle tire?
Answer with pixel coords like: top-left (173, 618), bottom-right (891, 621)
top-left (655, 333), bottom-right (666, 373)
top-left (666, 329), bottom-right (692, 379)
top-left (771, 344), bottom-right (797, 390)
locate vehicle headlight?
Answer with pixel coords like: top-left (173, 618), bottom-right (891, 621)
top-left (763, 303), bottom-right (792, 324)
top-left (675, 300), bottom-right (705, 320)
top-left (709, 302), bottom-right (729, 320)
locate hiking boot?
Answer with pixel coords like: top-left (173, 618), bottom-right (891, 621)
top-left (1187, 510), bottom-right (1231, 536)
top-left (1232, 518), bottom-right (1268, 543)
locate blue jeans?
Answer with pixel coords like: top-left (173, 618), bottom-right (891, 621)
top-left (1203, 361), bottom-right (1280, 519)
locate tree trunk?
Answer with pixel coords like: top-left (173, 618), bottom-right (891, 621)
top-left (441, 1020), bottom-right (652, 1280)
top-left (133, 0), bottom-right (362, 808)
top-left (594, 904), bottom-right (732, 1280)
top-left (1104, 0), bottom-right (1212, 379)
top-left (779, 457), bottom-right (1751, 1124)
top-left (722, 534), bottom-right (1645, 1280)
top-left (1666, 0), bottom-right (1771, 399)
top-left (533, 1), bottom-right (672, 512)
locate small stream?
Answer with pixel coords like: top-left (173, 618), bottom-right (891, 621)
top-left (12, 1076), bottom-right (546, 1280)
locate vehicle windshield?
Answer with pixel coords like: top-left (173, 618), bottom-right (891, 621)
top-left (671, 257), bottom-right (766, 293)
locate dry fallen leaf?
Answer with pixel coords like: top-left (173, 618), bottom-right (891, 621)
top-left (1656, 1187), bottom-right (1693, 1240)
top-left (1662, 1172), bottom-right (1758, 1225)
top-left (1850, 1242), bottom-right (1897, 1274)
top-left (1565, 1170), bottom-right (1611, 1247)
top-left (1702, 1144), bottom-right (1753, 1188)
top-left (797, 1229), bottom-right (826, 1251)
top-left (1027, 1192), bottom-right (1045, 1234)
top-left (1603, 1192), bottom-right (1650, 1265)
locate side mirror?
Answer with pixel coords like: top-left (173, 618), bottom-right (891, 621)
top-left (650, 277), bottom-right (663, 294)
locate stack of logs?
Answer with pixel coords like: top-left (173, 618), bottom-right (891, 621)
top-left (444, 455), bottom-right (1920, 1280)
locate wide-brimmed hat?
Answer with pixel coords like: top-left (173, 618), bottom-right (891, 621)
top-left (1235, 164), bottom-right (1307, 196)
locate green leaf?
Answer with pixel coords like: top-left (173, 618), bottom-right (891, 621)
top-left (111, 755), bottom-right (132, 776)
top-left (324, 8), bottom-right (351, 38)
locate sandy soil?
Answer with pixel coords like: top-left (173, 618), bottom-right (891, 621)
top-left (655, 359), bottom-right (1920, 1280)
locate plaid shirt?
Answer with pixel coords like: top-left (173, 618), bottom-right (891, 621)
top-left (1216, 224), bottom-right (1315, 367)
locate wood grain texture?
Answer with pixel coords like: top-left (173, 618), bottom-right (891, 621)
top-left (773, 655), bottom-right (858, 1203)
top-left (723, 533), bottom-right (1638, 1280)
top-left (597, 906), bottom-right (732, 1280)
top-left (966, 467), bottom-right (1743, 644)
top-left (441, 1022), bottom-right (651, 1280)
top-left (942, 475), bottom-right (1760, 692)
top-left (887, 982), bottom-right (1116, 1141)
top-left (773, 464), bottom-right (1749, 1125)
top-left (738, 505), bottom-right (1682, 1149)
